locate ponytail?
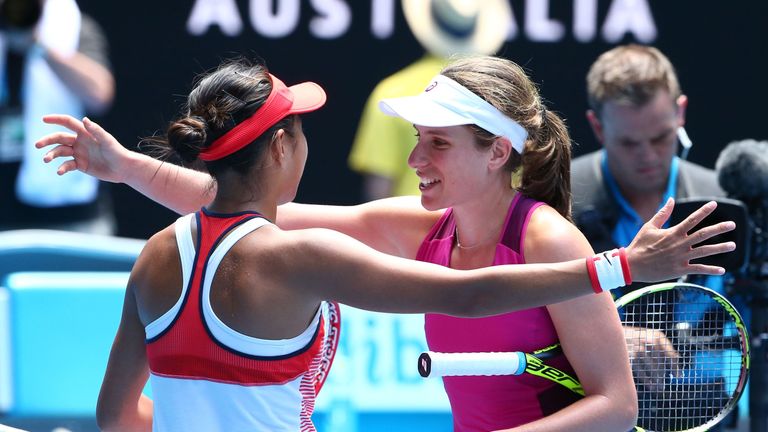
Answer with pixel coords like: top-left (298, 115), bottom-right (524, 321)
top-left (440, 56), bottom-right (575, 220)
top-left (518, 109), bottom-right (573, 221)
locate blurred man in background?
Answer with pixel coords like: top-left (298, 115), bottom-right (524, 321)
top-left (0, 0), bottom-right (115, 233)
top-left (571, 44), bottom-right (739, 430)
top-left (571, 44), bottom-right (723, 252)
top-left (571, 42), bottom-right (734, 318)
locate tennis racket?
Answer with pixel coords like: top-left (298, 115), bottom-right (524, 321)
top-left (418, 283), bottom-right (749, 432)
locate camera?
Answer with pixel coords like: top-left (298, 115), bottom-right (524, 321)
top-left (736, 197), bottom-right (768, 279)
top-left (714, 139), bottom-right (768, 280)
top-left (0, 0), bottom-right (42, 31)
top-left (670, 197), bottom-right (752, 276)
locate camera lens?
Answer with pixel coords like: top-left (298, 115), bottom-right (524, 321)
top-left (0, 0), bottom-right (43, 31)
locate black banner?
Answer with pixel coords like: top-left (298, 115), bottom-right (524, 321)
top-left (77, 0), bottom-right (768, 238)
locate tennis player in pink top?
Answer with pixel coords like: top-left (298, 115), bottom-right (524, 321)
top-left (38, 56), bottom-right (735, 431)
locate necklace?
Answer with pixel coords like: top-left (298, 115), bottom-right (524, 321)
top-left (454, 226), bottom-right (498, 250)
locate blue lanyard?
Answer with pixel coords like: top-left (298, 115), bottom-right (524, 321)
top-left (601, 150), bottom-right (679, 246)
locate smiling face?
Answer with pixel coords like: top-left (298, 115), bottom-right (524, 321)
top-left (407, 124), bottom-right (502, 211)
top-left (590, 91), bottom-right (686, 198)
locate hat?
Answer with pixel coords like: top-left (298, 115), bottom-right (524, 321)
top-left (402, 0), bottom-right (511, 59)
top-left (379, 74), bottom-right (528, 153)
top-left (200, 74), bottom-right (326, 161)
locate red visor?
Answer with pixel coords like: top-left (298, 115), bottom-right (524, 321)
top-left (199, 74), bottom-right (326, 161)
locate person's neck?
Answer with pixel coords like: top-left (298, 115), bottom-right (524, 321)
top-left (208, 171), bottom-right (280, 221)
top-left (206, 197), bottom-right (277, 221)
top-left (621, 187), bottom-right (666, 223)
top-left (452, 188), bottom-right (517, 250)
top-left (207, 183), bottom-right (278, 221)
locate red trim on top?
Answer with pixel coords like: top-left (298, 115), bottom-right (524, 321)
top-left (314, 301), bottom-right (341, 394)
top-left (586, 256), bottom-right (602, 293)
top-left (146, 211), bottom-right (325, 386)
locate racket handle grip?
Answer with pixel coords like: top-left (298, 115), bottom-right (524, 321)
top-left (418, 351), bottom-right (526, 377)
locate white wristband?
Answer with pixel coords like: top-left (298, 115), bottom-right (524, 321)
top-left (586, 248), bottom-right (632, 293)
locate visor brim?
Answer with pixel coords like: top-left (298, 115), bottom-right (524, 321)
top-left (379, 95), bottom-right (473, 128)
top-left (288, 82), bottom-right (327, 114)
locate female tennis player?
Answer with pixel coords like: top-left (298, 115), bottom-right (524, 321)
top-left (38, 56), bottom-right (735, 431)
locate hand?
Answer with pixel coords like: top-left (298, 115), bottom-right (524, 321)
top-left (624, 326), bottom-right (682, 393)
top-left (626, 198), bottom-right (736, 282)
top-left (35, 115), bottom-right (132, 184)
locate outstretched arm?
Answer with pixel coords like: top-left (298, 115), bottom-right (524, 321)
top-left (37, 116), bottom-right (737, 276)
top-left (285, 199), bottom-right (734, 316)
top-left (37, 115), bottom-right (215, 214)
top-left (37, 115), bottom-right (431, 255)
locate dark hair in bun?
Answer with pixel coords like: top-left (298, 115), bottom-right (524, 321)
top-left (143, 57), bottom-right (295, 179)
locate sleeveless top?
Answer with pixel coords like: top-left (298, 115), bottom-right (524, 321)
top-left (417, 194), bottom-right (581, 431)
top-left (145, 209), bottom-right (332, 432)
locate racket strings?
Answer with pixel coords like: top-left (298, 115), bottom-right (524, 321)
top-left (621, 287), bottom-right (745, 431)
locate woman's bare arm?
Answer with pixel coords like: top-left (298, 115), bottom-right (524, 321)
top-left (37, 115), bottom-right (215, 214)
top-left (278, 199), bottom-right (734, 316)
top-left (96, 282), bottom-right (153, 432)
top-left (37, 115), bottom-right (434, 255)
top-left (37, 116), bottom-right (737, 275)
top-left (278, 197), bottom-right (438, 257)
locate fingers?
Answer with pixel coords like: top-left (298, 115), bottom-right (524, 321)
top-left (687, 221), bottom-right (736, 246)
top-left (647, 197), bottom-right (675, 229)
top-left (42, 114), bottom-right (87, 134)
top-left (689, 242), bottom-right (737, 260)
top-left (673, 201), bottom-right (717, 235)
top-left (633, 355), bottom-right (665, 393)
top-left (660, 352), bottom-right (682, 380)
top-left (685, 264), bottom-right (726, 276)
top-left (56, 159), bottom-right (79, 176)
top-left (83, 117), bottom-right (109, 140)
top-left (43, 145), bottom-right (76, 163)
top-left (35, 132), bottom-right (76, 150)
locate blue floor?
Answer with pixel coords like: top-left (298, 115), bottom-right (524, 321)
top-left (314, 411), bottom-right (453, 432)
top-left (0, 412), bottom-right (454, 432)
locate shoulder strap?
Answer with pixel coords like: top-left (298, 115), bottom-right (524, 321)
top-left (144, 213), bottom-right (197, 341)
top-left (174, 214), bottom-right (196, 289)
top-left (500, 195), bottom-right (542, 253)
top-left (414, 208), bottom-right (455, 262)
top-left (428, 208), bottom-right (456, 240)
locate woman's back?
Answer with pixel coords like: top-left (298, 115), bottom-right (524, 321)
top-left (133, 210), bottom-right (329, 431)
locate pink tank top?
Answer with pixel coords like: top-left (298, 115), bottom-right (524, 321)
top-left (417, 194), bottom-right (581, 431)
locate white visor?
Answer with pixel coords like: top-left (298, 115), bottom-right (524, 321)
top-left (378, 74), bottom-right (528, 153)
